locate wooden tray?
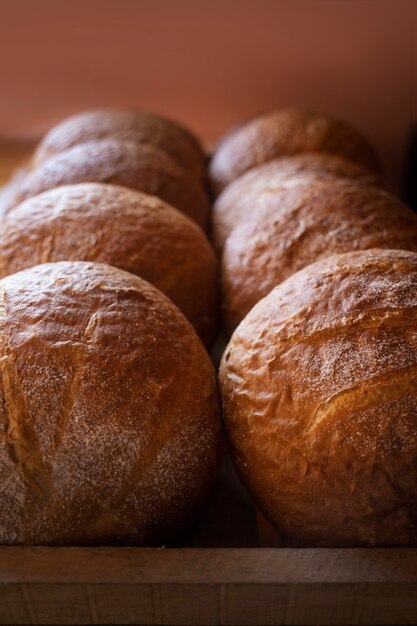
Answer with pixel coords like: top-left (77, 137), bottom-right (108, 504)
top-left (0, 458), bottom-right (416, 626)
top-left (1, 546), bottom-right (417, 626)
top-left (0, 141), bottom-right (417, 626)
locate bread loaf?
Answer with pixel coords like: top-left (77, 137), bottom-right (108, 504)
top-left (222, 179), bottom-right (417, 330)
top-left (209, 109), bottom-right (380, 194)
top-left (212, 152), bottom-right (379, 252)
top-left (220, 249), bottom-right (417, 546)
top-left (0, 261), bottom-right (222, 545)
top-left (33, 108), bottom-right (207, 183)
top-left (7, 139), bottom-right (210, 229)
top-left (1, 183), bottom-right (218, 346)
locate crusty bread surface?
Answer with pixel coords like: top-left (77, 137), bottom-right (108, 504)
top-left (1, 183), bottom-right (218, 346)
top-left (222, 179), bottom-right (417, 331)
top-left (33, 108), bottom-right (207, 182)
top-left (209, 109), bottom-right (380, 194)
top-left (9, 139), bottom-right (210, 229)
top-left (220, 248), bottom-right (417, 547)
top-left (212, 152), bottom-right (379, 252)
top-left (0, 261), bottom-right (222, 545)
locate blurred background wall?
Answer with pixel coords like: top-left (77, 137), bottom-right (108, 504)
top-left (0, 0), bottom-right (415, 192)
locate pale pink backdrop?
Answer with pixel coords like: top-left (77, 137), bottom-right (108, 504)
top-left (0, 0), bottom-right (415, 192)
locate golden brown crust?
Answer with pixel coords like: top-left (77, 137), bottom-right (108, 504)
top-left (212, 153), bottom-right (379, 252)
top-left (209, 109), bottom-right (380, 194)
top-left (8, 139), bottom-right (210, 230)
top-left (0, 261), bottom-right (222, 545)
top-left (33, 108), bottom-right (207, 183)
top-left (220, 248), bottom-right (417, 547)
top-left (222, 179), bottom-right (417, 331)
top-left (0, 184), bottom-right (218, 346)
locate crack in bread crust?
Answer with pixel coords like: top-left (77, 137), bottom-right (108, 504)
top-left (0, 287), bottom-right (51, 499)
top-left (306, 366), bottom-right (417, 434)
top-left (53, 312), bottom-right (102, 453)
top-left (275, 307), bottom-right (417, 353)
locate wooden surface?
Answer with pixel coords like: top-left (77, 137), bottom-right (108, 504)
top-left (0, 547), bottom-right (417, 625)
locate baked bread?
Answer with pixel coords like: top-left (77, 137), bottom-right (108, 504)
top-left (0, 261), bottom-right (222, 545)
top-left (212, 152), bottom-right (379, 252)
top-left (222, 179), bottom-right (417, 331)
top-left (220, 248), bottom-right (417, 547)
top-left (33, 108), bottom-right (207, 183)
top-left (0, 184), bottom-right (218, 346)
top-left (209, 109), bottom-right (380, 193)
top-left (7, 139), bottom-right (210, 229)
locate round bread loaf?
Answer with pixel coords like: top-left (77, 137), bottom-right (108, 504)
top-left (7, 139), bottom-right (210, 229)
top-left (0, 184), bottom-right (218, 346)
top-left (212, 153), bottom-right (379, 252)
top-left (220, 248), bottom-right (417, 547)
top-left (0, 261), bottom-right (222, 545)
top-left (33, 108), bottom-right (207, 182)
top-left (209, 109), bottom-right (380, 194)
top-left (222, 179), bottom-right (417, 331)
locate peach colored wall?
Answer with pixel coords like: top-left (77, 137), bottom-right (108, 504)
top-left (0, 0), bottom-right (415, 192)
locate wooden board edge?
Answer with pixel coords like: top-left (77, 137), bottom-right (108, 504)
top-left (0, 548), bottom-right (417, 625)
